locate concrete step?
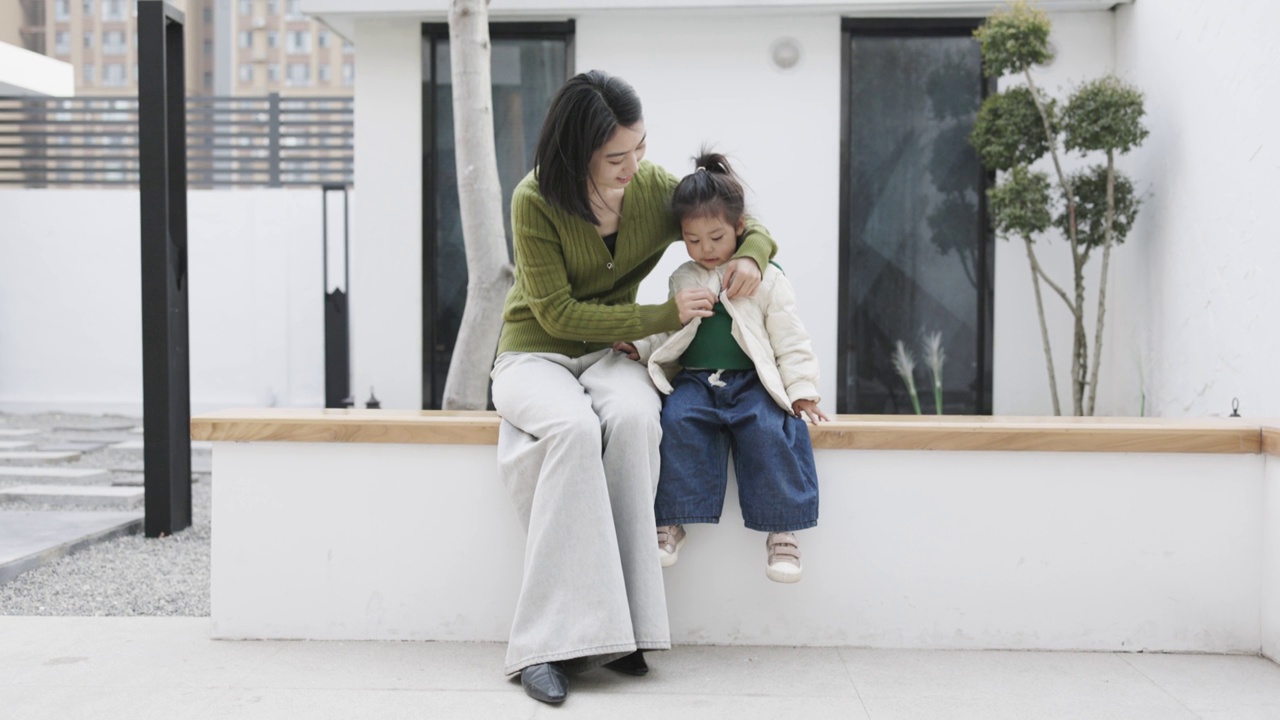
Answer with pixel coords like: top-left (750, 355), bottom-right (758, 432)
top-left (0, 467), bottom-right (110, 482)
top-left (38, 442), bottom-right (110, 453)
top-left (0, 441), bottom-right (35, 450)
top-left (0, 451), bottom-right (81, 463)
top-left (0, 485), bottom-right (144, 509)
top-left (0, 429), bottom-right (39, 437)
top-left (51, 421), bottom-right (137, 432)
top-left (0, 510), bottom-right (143, 585)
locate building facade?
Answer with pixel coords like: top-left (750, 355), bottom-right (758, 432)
top-left (12, 0), bottom-right (354, 97)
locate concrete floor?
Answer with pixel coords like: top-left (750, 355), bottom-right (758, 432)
top-left (3, 618), bottom-right (1280, 719)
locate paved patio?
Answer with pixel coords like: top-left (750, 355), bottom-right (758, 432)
top-left (3, 617), bottom-right (1279, 719)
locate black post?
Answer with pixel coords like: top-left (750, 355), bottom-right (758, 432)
top-left (138, 0), bottom-right (192, 537)
top-left (268, 92), bottom-right (281, 188)
top-left (323, 184), bottom-right (351, 408)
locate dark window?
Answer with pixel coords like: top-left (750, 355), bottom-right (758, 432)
top-left (839, 19), bottom-right (994, 414)
top-left (421, 23), bottom-right (574, 409)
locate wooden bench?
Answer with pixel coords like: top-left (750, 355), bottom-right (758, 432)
top-left (192, 410), bottom-right (1280, 662)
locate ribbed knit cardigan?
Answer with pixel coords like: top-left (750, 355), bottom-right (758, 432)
top-left (497, 160), bottom-right (777, 357)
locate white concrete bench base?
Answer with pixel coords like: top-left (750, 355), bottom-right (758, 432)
top-left (211, 438), bottom-right (1278, 658)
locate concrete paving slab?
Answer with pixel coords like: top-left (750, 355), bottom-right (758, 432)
top-left (59, 435), bottom-right (133, 444)
top-left (39, 442), bottom-right (110, 453)
top-left (1, 618), bottom-right (1279, 720)
top-left (0, 484), bottom-right (144, 508)
top-left (51, 421), bottom-right (138, 432)
top-left (0, 441), bottom-right (34, 450)
top-left (0, 451), bottom-right (80, 463)
top-left (0, 511), bottom-right (143, 585)
top-left (0, 429), bottom-right (39, 437)
top-left (0, 467), bottom-right (110, 481)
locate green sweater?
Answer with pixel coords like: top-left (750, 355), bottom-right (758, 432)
top-left (497, 160), bottom-right (777, 357)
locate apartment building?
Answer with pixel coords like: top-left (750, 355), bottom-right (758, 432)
top-left (15, 0), bottom-right (354, 97)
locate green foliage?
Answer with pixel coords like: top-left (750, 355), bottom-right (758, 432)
top-left (1062, 75), bottom-right (1149, 154)
top-left (970, 86), bottom-right (1053, 171)
top-left (974, 1), bottom-right (1053, 78)
top-left (988, 165), bottom-right (1053, 240)
top-left (1055, 165), bottom-right (1140, 249)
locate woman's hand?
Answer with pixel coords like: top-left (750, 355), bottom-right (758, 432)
top-left (792, 399), bottom-right (830, 425)
top-left (722, 258), bottom-right (762, 299)
top-left (612, 341), bottom-right (640, 361)
top-left (676, 288), bottom-right (717, 324)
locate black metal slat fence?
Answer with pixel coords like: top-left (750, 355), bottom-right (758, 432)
top-left (0, 93), bottom-right (353, 188)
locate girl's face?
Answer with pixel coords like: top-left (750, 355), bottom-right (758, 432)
top-left (681, 213), bottom-right (744, 271)
top-left (587, 121), bottom-right (646, 194)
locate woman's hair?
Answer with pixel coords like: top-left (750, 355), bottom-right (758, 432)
top-left (671, 148), bottom-right (747, 229)
top-left (534, 70), bottom-right (643, 225)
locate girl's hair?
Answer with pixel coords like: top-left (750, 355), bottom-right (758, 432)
top-left (534, 69), bottom-right (643, 225)
top-left (671, 149), bottom-right (747, 228)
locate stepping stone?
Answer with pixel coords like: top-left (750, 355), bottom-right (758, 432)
top-left (0, 429), bottom-right (39, 437)
top-left (0, 441), bottom-right (34, 450)
top-left (0, 510), bottom-right (143, 585)
top-left (51, 421), bottom-right (137, 432)
top-left (0, 485), bottom-right (144, 509)
top-left (0, 467), bottom-right (109, 481)
top-left (0, 451), bottom-right (80, 463)
top-left (60, 435), bottom-right (131, 444)
top-left (39, 442), bottom-right (109, 453)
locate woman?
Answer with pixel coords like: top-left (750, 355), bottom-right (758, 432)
top-left (491, 69), bottom-right (776, 704)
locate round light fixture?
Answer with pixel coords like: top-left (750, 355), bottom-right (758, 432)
top-left (770, 37), bottom-right (801, 71)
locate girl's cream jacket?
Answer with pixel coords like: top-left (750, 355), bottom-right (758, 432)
top-left (632, 261), bottom-right (820, 415)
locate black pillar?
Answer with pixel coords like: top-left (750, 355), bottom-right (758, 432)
top-left (323, 184), bottom-right (351, 408)
top-left (138, 0), bottom-right (191, 537)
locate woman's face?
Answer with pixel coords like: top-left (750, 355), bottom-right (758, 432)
top-left (587, 121), bottom-right (646, 193)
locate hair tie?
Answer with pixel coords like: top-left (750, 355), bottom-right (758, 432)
top-left (696, 166), bottom-right (707, 172)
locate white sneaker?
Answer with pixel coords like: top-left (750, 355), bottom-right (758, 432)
top-left (765, 532), bottom-right (802, 583)
top-left (657, 525), bottom-right (686, 568)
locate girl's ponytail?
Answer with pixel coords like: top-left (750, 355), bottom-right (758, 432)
top-left (672, 145), bottom-right (747, 227)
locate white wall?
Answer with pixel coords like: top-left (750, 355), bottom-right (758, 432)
top-left (1265, 453), bottom-right (1280, 663)
top-left (212, 440), bottom-right (1266, 652)
top-left (577, 11), bottom-right (843, 409)
top-left (1112, 1), bottom-right (1280, 419)
top-left (0, 189), bottom-right (327, 414)
top-left (350, 19), bottom-right (423, 410)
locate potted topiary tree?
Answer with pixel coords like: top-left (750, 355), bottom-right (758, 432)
top-left (971, 1), bottom-right (1148, 416)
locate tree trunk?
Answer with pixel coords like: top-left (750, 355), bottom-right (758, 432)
top-left (442, 0), bottom-right (514, 410)
top-left (1085, 149), bottom-right (1117, 416)
top-left (1025, 68), bottom-right (1086, 415)
top-left (1071, 266), bottom-right (1087, 416)
top-left (1024, 239), bottom-right (1062, 415)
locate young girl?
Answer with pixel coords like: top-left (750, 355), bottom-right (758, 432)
top-left (616, 151), bottom-right (827, 583)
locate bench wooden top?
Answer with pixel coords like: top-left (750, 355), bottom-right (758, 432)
top-left (190, 409), bottom-right (1278, 455)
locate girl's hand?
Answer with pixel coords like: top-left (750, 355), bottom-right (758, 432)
top-left (612, 341), bottom-right (640, 361)
top-left (722, 258), bottom-right (762, 299)
top-left (792, 399), bottom-right (830, 425)
top-left (675, 288), bottom-right (717, 324)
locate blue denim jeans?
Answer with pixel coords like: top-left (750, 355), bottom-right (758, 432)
top-left (655, 369), bottom-right (819, 533)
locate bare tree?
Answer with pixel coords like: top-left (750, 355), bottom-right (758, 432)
top-left (442, 0), bottom-right (514, 409)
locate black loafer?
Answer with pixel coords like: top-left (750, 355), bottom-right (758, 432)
top-left (603, 650), bottom-right (649, 676)
top-left (520, 662), bottom-right (568, 704)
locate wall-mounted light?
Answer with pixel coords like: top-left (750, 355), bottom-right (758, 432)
top-left (770, 37), bottom-right (801, 71)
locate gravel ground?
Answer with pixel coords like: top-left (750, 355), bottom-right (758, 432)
top-left (0, 412), bottom-right (211, 616)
